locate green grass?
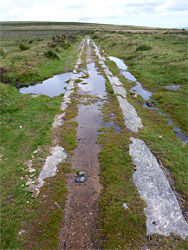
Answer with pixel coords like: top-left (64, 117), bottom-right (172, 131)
top-left (95, 31), bottom-right (188, 135)
top-left (21, 162), bottom-right (68, 250)
top-left (0, 34), bottom-right (81, 87)
top-left (0, 83), bottom-right (63, 249)
top-left (96, 78), bottom-right (188, 249)
top-left (18, 96), bottom-right (79, 249)
top-left (103, 50), bottom-right (188, 201)
top-left (0, 29), bottom-right (81, 248)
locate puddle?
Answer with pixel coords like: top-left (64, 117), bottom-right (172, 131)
top-left (87, 38), bottom-right (91, 45)
top-left (130, 82), bottom-right (152, 100)
top-left (108, 56), bottom-right (127, 70)
top-left (108, 55), bottom-right (187, 144)
top-left (164, 85), bottom-right (181, 91)
top-left (122, 71), bottom-right (137, 82)
top-left (108, 56), bottom-right (152, 100)
top-left (19, 72), bottom-right (73, 97)
top-left (59, 53), bottom-right (119, 249)
top-left (78, 62), bottom-right (107, 98)
top-left (144, 105), bottom-right (188, 144)
top-left (167, 117), bottom-right (188, 144)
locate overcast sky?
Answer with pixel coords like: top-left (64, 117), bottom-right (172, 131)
top-left (0, 0), bottom-right (187, 28)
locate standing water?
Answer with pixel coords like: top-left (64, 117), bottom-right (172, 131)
top-left (108, 55), bottom-right (188, 144)
top-left (108, 56), bottom-right (152, 100)
top-left (58, 38), bottom-right (112, 249)
top-left (19, 72), bottom-right (73, 97)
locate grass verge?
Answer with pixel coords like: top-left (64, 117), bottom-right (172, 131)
top-left (94, 30), bottom-right (188, 135)
top-left (96, 71), bottom-right (188, 249)
top-left (0, 83), bottom-right (62, 249)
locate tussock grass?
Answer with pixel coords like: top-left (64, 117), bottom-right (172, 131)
top-left (0, 34), bottom-right (81, 87)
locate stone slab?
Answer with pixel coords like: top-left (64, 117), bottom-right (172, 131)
top-left (129, 137), bottom-right (188, 239)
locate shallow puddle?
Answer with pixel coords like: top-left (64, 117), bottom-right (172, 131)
top-left (78, 62), bottom-right (106, 98)
top-left (108, 56), bottom-right (152, 99)
top-left (59, 42), bottom-right (118, 249)
top-left (144, 105), bottom-right (188, 144)
top-left (108, 55), bottom-right (187, 144)
top-left (130, 82), bottom-right (152, 100)
top-left (108, 56), bottom-right (127, 70)
top-left (122, 71), bottom-right (137, 82)
top-left (19, 72), bottom-right (73, 97)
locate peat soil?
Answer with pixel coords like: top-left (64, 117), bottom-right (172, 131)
top-left (58, 39), bottom-right (107, 249)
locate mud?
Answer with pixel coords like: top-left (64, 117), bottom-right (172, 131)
top-left (58, 38), bottom-right (107, 249)
top-left (58, 103), bottom-right (104, 249)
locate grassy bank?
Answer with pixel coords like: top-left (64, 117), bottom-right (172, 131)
top-left (94, 30), bottom-right (188, 135)
top-left (0, 83), bottom-right (64, 249)
top-left (0, 26), bottom-right (81, 248)
top-left (0, 32), bottom-right (81, 87)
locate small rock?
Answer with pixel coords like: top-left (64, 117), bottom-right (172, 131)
top-left (123, 203), bottom-right (128, 209)
top-left (146, 101), bottom-right (157, 107)
top-left (133, 94), bottom-right (138, 98)
top-left (32, 188), bottom-right (40, 198)
top-left (28, 168), bottom-right (36, 173)
top-left (78, 171), bottom-right (86, 177)
top-left (26, 179), bottom-right (35, 186)
top-left (18, 229), bottom-right (26, 236)
top-left (75, 176), bottom-right (87, 183)
top-left (28, 159), bottom-right (32, 168)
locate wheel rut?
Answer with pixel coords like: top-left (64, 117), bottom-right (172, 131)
top-left (58, 39), bottom-right (107, 249)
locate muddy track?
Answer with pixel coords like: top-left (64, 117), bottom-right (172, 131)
top-left (58, 39), bottom-right (106, 249)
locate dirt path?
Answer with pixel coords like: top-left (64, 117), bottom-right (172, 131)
top-left (58, 39), bottom-right (106, 249)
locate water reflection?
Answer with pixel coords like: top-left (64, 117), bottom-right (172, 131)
top-left (108, 56), bottom-right (152, 100)
top-left (19, 72), bottom-right (73, 97)
top-left (78, 62), bottom-right (106, 98)
top-left (108, 55), bottom-right (187, 144)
